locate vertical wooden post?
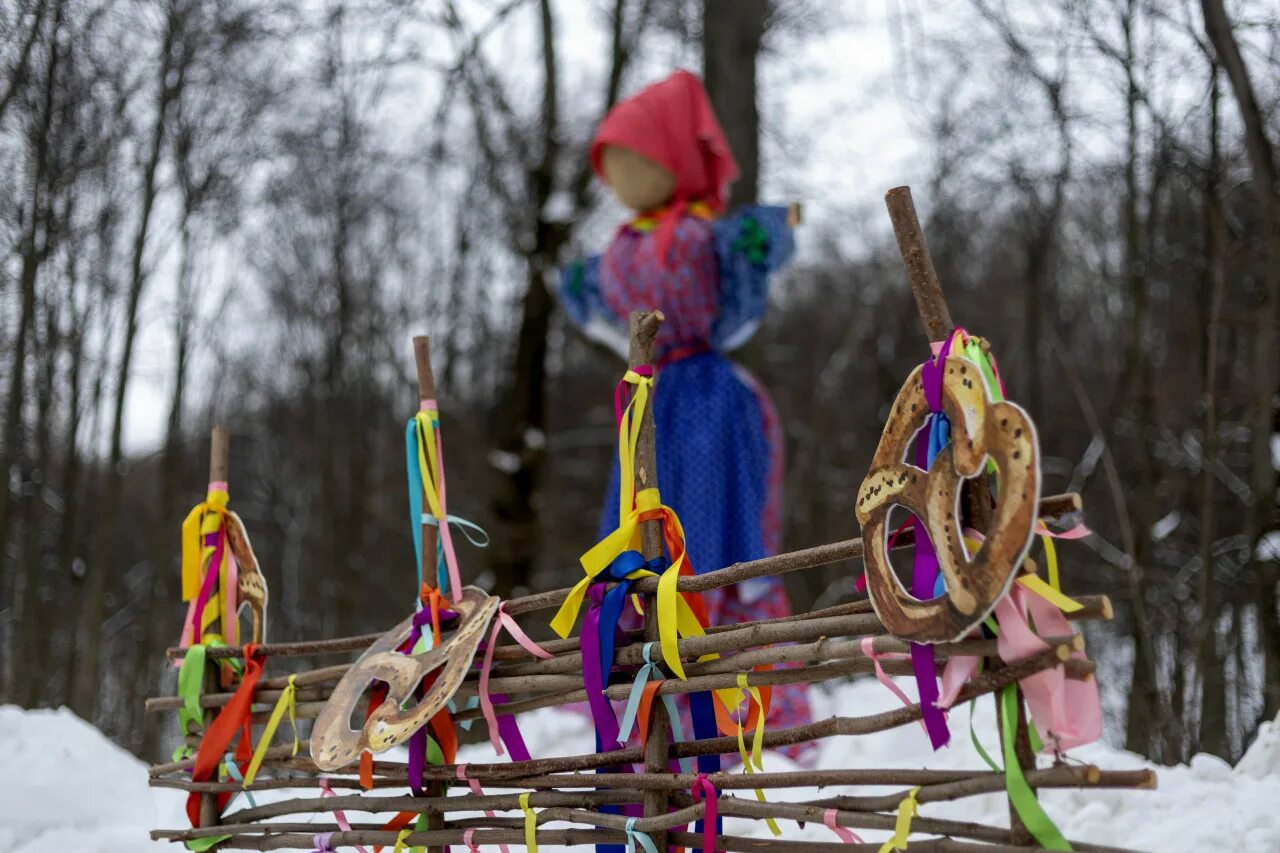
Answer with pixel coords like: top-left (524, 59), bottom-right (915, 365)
top-left (411, 336), bottom-right (446, 853)
top-left (198, 426), bottom-right (229, 831)
top-left (884, 187), bottom-right (1036, 845)
top-left (628, 310), bottom-right (671, 849)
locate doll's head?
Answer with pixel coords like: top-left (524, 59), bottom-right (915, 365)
top-left (590, 69), bottom-right (739, 214)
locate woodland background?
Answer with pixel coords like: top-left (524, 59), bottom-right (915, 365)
top-left (0, 0), bottom-right (1278, 769)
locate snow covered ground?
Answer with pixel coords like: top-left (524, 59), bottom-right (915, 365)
top-left (4, 677), bottom-right (1279, 853)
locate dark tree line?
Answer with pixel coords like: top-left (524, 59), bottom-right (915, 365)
top-left (0, 0), bottom-right (1276, 767)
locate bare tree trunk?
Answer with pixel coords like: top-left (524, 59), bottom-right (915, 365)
top-left (702, 0), bottom-right (766, 208)
top-left (489, 0), bottom-right (563, 599)
top-left (1118, 0), bottom-right (1166, 761)
top-left (1196, 62), bottom-right (1229, 759)
top-left (1201, 0), bottom-right (1280, 724)
top-left (71, 0), bottom-right (181, 719)
top-left (1, 0), bottom-right (60, 704)
top-left (0, 0), bottom-right (48, 127)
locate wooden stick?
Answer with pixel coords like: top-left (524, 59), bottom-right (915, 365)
top-left (885, 186), bottom-right (953, 341)
top-left (626, 310), bottom-right (672, 851)
top-left (411, 334), bottom-right (446, 853)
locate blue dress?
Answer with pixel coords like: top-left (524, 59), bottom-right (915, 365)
top-left (560, 204), bottom-right (815, 749)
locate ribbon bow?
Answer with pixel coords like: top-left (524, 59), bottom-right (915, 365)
top-left (624, 818), bottom-right (660, 853)
top-left (617, 642), bottom-right (693, 771)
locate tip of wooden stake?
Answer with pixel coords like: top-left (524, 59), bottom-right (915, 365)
top-left (413, 336), bottom-right (435, 401)
top-left (1098, 595), bottom-right (1114, 620)
top-left (1054, 643), bottom-right (1072, 662)
top-left (1140, 770), bottom-right (1159, 790)
top-left (787, 202), bottom-right (803, 228)
top-left (209, 426), bottom-right (230, 483)
top-left (1084, 765), bottom-right (1102, 784)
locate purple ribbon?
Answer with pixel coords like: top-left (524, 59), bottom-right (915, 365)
top-left (398, 605), bottom-right (458, 796)
top-left (582, 584), bottom-right (624, 750)
top-left (910, 333), bottom-right (955, 750)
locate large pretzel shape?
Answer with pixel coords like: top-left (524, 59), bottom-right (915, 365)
top-left (855, 356), bottom-right (1040, 643)
top-left (311, 586), bottom-right (499, 771)
top-left (223, 512), bottom-right (268, 645)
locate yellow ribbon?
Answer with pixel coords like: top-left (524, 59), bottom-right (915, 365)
top-left (413, 411), bottom-right (445, 521)
top-left (242, 675), bottom-right (299, 787)
top-left (392, 827), bottom-right (413, 853)
top-left (734, 673), bottom-right (781, 836)
top-left (520, 792), bottom-right (538, 852)
top-left (180, 488), bottom-right (229, 600)
top-left (877, 786), bottom-right (921, 853)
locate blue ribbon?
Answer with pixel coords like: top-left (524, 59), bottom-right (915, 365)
top-left (624, 818), bottom-right (659, 853)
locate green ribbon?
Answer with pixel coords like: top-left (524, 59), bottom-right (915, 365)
top-left (1000, 685), bottom-right (1071, 850)
top-left (733, 215), bottom-right (769, 265)
top-left (177, 644), bottom-right (207, 736)
top-left (185, 835), bottom-right (232, 852)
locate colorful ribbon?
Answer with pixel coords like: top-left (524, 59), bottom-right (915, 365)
top-left (178, 483), bottom-right (234, 651)
top-left (859, 637), bottom-right (939, 738)
top-left (479, 602), bottom-right (553, 756)
top-left (876, 787), bottom-right (920, 853)
top-left (311, 833), bottom-right (335, 852)
top-left (824, 808), bottom-right (863, 843)
top-left (999, 685), bottom-right (1072, 849)
top-left (618, 642), bottom-right (693, 772)
top-left (463, 828), bottom-right (481, 852)
top-left (242, 674), bottom-right (299, 786)
top-left (185, 645), bottom-right (264, 826)
top-left (176, 644), bottom-right (207, 736)
top-left (733, 673), bottom-right (780, 836)
top-left (406, 401), bottom-right (463, 602)
top-left (455, 764), bottom-right (512, 853)
top-left (690, 775), bottom-right (719, 853)
top-left (520, 792), bottom-right (538, 852)
top-left (624, 817), bottom-right (659, 853)
top-left (320, 779), bottom-right (371, 853)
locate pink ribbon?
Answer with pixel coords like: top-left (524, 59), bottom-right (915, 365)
top-left (464, 828), bottom-right (481, 852)
top-left (860, 637), bottom-right (938, 736)
top-left (824, 808), bottom-right (863, 843)
top-left (690, 774), bottom-right (718, 853)
top-left (479, 603), bottom-right (553, 756)
top-left (455, 764), bottom-right (511, 853)
top-left (419, 400), bottom-right (464, 602)
top-left (319, 779), bottom-right (370, 853)
top-left (994, 584), bottom-right (1101, 752)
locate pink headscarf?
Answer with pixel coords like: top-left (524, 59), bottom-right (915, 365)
top-left (591, 69), bottom-right (739, 264)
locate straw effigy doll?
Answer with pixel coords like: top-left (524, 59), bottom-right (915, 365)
top-left (560, 69), bottom-right (813, 759)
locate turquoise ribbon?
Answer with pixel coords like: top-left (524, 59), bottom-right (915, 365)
top-left (624, 818), bottom-right (659, 853)
top-left (222, 755), bottom-right (258, 808)
top-left (405, 417), bottom-right (488, 596)
top-left (617, 642), bottom-right (693, 773)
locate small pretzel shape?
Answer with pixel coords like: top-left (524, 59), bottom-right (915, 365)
top-left (224, 511), bottom-right (268, 645)
top-left (310, 586), bottom-right (499, 771)
top-left (855, 357), bottom-right (1040, 642)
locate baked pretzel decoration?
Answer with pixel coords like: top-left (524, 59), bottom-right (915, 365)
top-left (855, 356), bottom-right (1040, 642)
top-left (223, 512), bottom-right (268, 645)
top-left (311, 586), bottom-right (499, 771)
